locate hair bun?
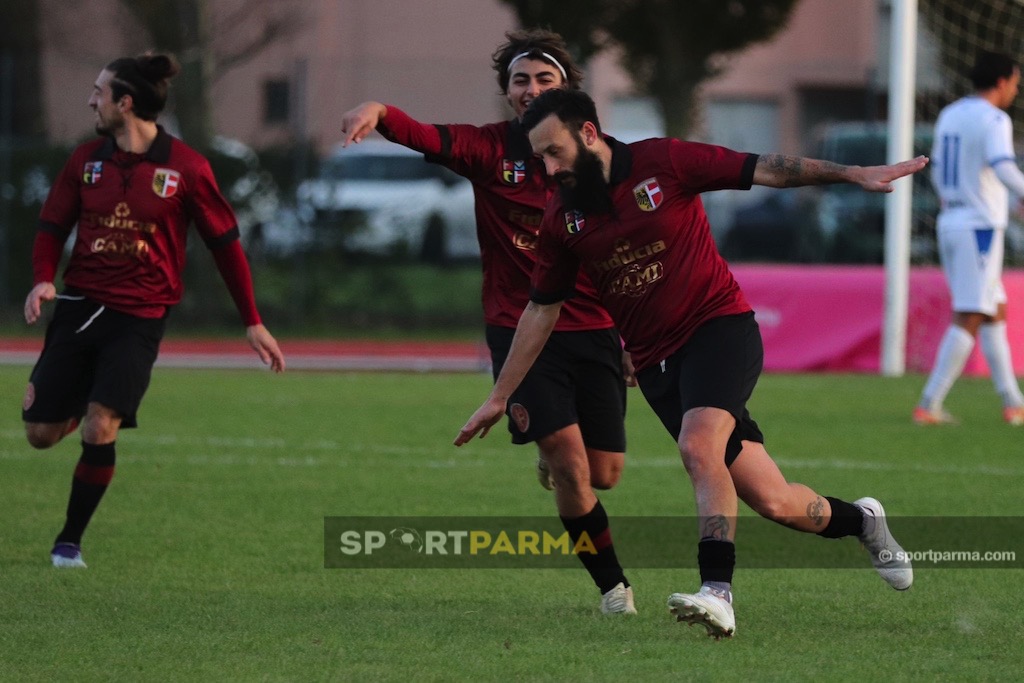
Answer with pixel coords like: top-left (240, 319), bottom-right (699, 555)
top-left (138, 53), bottom-right (181, 82)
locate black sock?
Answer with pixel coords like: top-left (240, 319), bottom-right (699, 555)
top-left (560, 500), bottom-right (628, 594)
top-left (817, 496), bottom-right (865, 539)
top-left (698, 538), bottom-right (736, 585)
top-left (55, 441), bottom-right (116, 546)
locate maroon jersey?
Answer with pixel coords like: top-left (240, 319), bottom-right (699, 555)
top-left (378, 106), bottom-right (613, 331)
top-left (531, 137), bottom-right (757, 372)
top-left (38, 128), bottom-right (240, 318)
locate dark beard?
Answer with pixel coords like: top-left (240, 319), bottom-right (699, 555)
top-left (95, 111), bottom-right (125, 137)
top-left (556, 141), bottom-right (613, 215)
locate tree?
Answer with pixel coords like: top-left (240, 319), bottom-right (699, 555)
top-left (118, 0), bottom-right (306, 147)
top-left (500, 0), bottom-right (801, 137)
top-left (2, 0), bottom-right (44, 139)
top-left (41, 0), bottom-right (305, 148)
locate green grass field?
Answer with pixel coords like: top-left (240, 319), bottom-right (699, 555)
top-left (2, 366), bottom-right (1023, 681)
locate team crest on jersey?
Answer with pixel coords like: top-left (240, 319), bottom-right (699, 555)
top-left (565, 209), bottom-right (586, 234)
top-left (501, 159), bottom-right (527, 185)
top-left (633, 177), bottom-right (663, 211)
top-left (152, 169), bottom-right (180, 198)
top-left (82, 161), bottom-right (103, 184)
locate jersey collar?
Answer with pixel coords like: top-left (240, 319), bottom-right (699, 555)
top-left (91, 125), bottom-right (173, 163)
top-left (507, 118), bottom-right (534, 160)
top-left (606, 136), bottom-right (632, 186)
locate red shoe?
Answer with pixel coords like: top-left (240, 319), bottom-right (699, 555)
top-left (912, 406), bottom-right (957, 425)
top-left (1003, 407), bottom-right (1024, 426)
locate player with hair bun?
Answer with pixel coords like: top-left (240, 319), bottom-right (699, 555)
top-left (22, 52), bottom-right (285, 569)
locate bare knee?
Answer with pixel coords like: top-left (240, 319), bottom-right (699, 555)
top-left (588, 451), bottom-right (624, 490)
top-left (678, 432), bottom-right (721, 478)
top-left (25, 423), bottom-right (64, 450)
top-left (80, 403), bottom-right (122, 444)
top-left (677, 409), bottom-right (737, 484)
top-left (538, 430), bottom-right (590, 492)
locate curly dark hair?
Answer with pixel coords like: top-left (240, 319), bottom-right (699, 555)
top-left (491, 28), bottom-right (584, 94)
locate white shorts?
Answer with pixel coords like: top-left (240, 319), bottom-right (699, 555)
top-left (937, 228), bottom-right (1006, 315)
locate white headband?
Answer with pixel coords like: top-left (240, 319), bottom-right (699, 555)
top-left (507, 51), bottom-right (568, 82)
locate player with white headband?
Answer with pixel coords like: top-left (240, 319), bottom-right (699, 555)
top-left (508, 50), bottom-right (568, 82)
top-left (340, 29), bottom-right (638, 616)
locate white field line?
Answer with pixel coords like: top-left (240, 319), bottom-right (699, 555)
top-left (0, 429), bottom-right (1021, 477)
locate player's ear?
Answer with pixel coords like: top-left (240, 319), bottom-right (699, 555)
top-left (581, 121), bottom-right (600, 145)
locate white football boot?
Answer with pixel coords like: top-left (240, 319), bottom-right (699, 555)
top-left (667, 585), bottom-right (735, 639)
top-left (854, 497), bottom-right (913, 591)
top-left (600, 582), bottom-right (637, 614)
top-left (51, 543), bottom-right (87, 569)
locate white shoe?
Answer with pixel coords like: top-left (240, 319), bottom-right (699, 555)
top-left (51, 542), bottom-right (87, 569)
top-left (667, 586), bottom-right (735, 639)
top-left (854, 497), bottom-right (913, 591)
top-left (600, 582), bottom-right (637, 614)
top-left (536, 456), bottom-right (555, 490)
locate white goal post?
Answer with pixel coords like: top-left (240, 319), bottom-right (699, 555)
top-left (882, 0), bottom-right (919, 376)
top-left (883, 0), bottom-right (1024, 375)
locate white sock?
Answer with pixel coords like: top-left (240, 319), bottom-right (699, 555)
top-left (920, 325), bottom-right (975, 410)
top-left (979, 322), bottom-right (1024, 407)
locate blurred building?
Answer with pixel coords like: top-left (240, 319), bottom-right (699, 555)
top-left (35, 0), bottom-right (905, 157)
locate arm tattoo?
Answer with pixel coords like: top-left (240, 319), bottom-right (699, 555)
top-left (759, 153), bottom-right (850, 187)
top-left (701, 514), bottom-right (731, 541)
top-left (806, 496), bottom-right (826, 527)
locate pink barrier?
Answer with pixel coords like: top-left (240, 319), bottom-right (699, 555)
top-left (732, 265), bottom-right (1024, 375)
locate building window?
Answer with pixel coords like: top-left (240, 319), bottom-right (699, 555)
top-left (264, 79), bottom-right (290, 125)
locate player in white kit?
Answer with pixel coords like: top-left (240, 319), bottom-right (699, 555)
top-left (915, 50), bottom-right (1024, 426)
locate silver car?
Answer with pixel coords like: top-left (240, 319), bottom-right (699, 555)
top-left (296, 140), bottom-right (478, 262)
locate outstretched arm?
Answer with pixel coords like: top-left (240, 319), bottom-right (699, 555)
top-left (340, 101), bottom-right (389, 146)
top-left (454, 300), bottom-right (562, 445)
top-left (340, 102), bottom-right (444, 157)
top-left (753, 153), bottom-right (929, 191)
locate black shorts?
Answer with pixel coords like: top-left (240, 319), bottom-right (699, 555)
top-left (22, 295), bottom-right (166, 429)
top-left (636, 312), bottom-right (764, 467)
top-left (486, 325), bottom-right (627, 452)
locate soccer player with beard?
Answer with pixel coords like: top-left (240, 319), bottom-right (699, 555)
top-left (456, 88), bottom-right (926, 638)
top-left (340, 29), bottom-right (636, 615)
top-left (23, 52), bottom-right (285, 569)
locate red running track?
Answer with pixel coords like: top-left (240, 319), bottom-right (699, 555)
top-left (0, 337), bottom-right (492, 372)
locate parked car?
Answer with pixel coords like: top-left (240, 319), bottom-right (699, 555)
top-left (813, 122), bottom-right (939, 263)
top-left (296, 140), bottom-right (478, 262)
top-left (207, 136), bottom-right (313, 257)
top-left (719, 189), bottom-right (826, 263)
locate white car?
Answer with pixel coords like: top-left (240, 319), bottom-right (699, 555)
top-left (296, 140), bottom-right (478, 262)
